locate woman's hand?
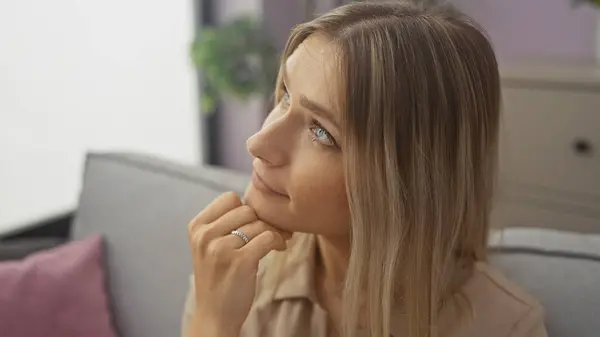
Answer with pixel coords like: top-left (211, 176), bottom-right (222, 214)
top-left (187, 192), bottom-right (289, 337)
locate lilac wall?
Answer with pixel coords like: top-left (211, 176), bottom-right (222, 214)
top-left (213, 0), bottom-right (339, 172)
top-left (212, 1), bottom-right (600, 171)
top-left (214, 0), bottom-right (264, 172)
top-left (453, 0), bottom-right (599, 61)
top-left (263, 0), bottom-right (305, 50)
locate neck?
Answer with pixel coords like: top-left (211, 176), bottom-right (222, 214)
top-left (315, 234), bottom-right (351, 297)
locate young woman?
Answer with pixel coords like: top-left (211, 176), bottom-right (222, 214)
top-left (182, 2), bottom-right (547, 337)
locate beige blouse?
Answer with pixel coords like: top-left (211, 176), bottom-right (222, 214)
top-left (182, 234), bottom-right (547, 337)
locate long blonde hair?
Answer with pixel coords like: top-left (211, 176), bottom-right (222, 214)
top-left (275, 2), bottom-right (500, 337)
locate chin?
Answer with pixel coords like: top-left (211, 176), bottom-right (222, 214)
top-left (243, 183), bottom-right (295, 234)
top-left (243, 183), bottom-right (348, 237)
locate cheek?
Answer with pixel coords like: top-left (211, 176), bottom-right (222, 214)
top-left (289, 157), bottom-right (349, 235)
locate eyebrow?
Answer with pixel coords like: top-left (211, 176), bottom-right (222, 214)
top-left (282, 76), bottom-right (340, 131)
top-left (299, 95), bottom-right (340, 131)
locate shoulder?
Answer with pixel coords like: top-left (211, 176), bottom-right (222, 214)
top-left (448, 262), bottom-right (547, 337)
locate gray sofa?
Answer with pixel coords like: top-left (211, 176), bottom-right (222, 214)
top-left (65, 153), bottom-right (600, 336)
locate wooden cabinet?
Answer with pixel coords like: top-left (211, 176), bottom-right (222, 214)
top-left (492, 62), bottom-right (600, 233)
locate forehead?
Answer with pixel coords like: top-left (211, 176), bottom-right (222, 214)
top-left (285, 35), bottom-right (341, 117)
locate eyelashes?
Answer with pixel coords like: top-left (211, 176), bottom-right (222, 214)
top-left (309, 120), bottom-right (335, 147)
top-left (278, 91), bottom-right (338, 148)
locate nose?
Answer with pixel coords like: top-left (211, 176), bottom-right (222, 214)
top-left (247, 113), bottom-right (290, 167)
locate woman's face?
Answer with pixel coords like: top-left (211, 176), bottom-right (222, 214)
top-left (244, 35), bottom-right (350, 238)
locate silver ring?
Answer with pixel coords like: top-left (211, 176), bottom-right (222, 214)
top-left (231, 230), bottom-right (250, 244)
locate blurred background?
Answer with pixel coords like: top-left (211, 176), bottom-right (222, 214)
top-left (0, 1), bottom-right (599, 337)
top-left (1, 0), bottom-right (599, 235)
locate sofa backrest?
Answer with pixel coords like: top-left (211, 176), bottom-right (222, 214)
top-left (490, 228), bottom-right (600, 337)
top-left (72, 152), bottom-right (600, 337)
top-left (71, 153), bottom-right (249, 337)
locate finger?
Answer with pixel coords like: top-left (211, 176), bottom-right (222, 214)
top-left (207, 205), bottom-right (258, 237)
top-left (218, 220), bottom-right (273, 249)
top-left (280, 230), bottom-right (293, 240)
top-left (189, 192), bottom-right (242, 231)
top-left (240, 230), bottom-right (286, 261)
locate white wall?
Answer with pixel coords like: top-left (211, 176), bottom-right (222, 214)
top-left (451, 0), bottom-right (599, 61)
top-left (0, 0), bottom-right (200, 232)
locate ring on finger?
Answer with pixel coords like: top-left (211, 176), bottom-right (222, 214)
top-left (231, 230), bottom-right (250, 244)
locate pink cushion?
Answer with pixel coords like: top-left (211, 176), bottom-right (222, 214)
top-left (0, 235), bottom-right (117, 337)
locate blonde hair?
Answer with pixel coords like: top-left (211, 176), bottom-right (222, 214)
top-left (275, 2), bottom-right (500, 337)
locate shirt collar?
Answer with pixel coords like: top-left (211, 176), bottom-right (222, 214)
top-left (266, 234), bottom-right (406, 336)
top-left (269, 233), bottom-right (319, 302)
top-left (264, 233), bottom-right (470, 337)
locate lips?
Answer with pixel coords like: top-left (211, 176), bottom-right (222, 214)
top-left (252, 171), bottom-right (288, 197)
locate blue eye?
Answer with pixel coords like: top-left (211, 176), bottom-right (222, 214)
top-left (310, 120), bottom-right (335, 147)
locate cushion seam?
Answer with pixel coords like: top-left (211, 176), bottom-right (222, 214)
top-left (490, 246), bottom-right (600, 263)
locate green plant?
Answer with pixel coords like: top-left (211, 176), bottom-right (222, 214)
top-left (191, 16), bottom-right (279, 113)
top-left (573, 0), bottom-right (600, 7)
